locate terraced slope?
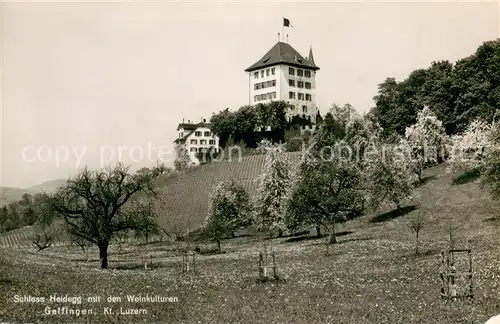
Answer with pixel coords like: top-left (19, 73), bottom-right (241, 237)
top-left (155, 152), bottom-right (302, 234)
top-left (0, 153), bottom-right (303, 248)
top-left (0, 226), bottom-right (37, 249)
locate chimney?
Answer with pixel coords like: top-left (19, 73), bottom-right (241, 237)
top-left (182, 118), bottom-right (185, 123)
top-left (203, 118), bottom-right (206, 123)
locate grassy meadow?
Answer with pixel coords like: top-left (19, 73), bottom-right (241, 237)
top-left (1, 163), bottom-right (500, 324)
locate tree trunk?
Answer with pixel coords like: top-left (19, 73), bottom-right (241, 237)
top-left (316, 226), bottom-right (321, 238)
top-left (328, 221), bottom-right (337, 244)
top-left (216, 239), bottom-right (221, 253)
top-left (145, 233), bottom-right (149, 245)
top-left (231, 231), bottom-right (236, 238)
top-left (415, 231), bottom-right (419, 255)
top-left (277, 228), bottom-right (283, 238)
top-left (98, 241), bottom-right (109, 269)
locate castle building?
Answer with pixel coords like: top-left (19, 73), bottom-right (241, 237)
top-left (245, 41), bottom-right (320, 129)
top-left (173, 119), bottom-right (219, 155)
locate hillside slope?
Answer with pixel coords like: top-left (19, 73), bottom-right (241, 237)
top-left (0, 187), bottom-right (36, 206)
top-left (0, 179), bottom-right (67, 206)
top-left (1, 163), bottom-right (499, 324)
top-left (155, 152), bottom-right (302, 234)
top-left (27, 179), bottom-right (67, 193)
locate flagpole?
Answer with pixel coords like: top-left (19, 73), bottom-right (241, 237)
top-left (281, 17), bottom-right (284, 42)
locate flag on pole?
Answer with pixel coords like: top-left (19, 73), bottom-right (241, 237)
top-left (283, 18), bottom-right (292, 28)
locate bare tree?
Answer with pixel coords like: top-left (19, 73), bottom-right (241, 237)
top-left (46, 163), bottom-right (167, 269)
top-left (32, 232), bottom-right (53, 251)
top-left (409, 211), bottom-right (428, 254)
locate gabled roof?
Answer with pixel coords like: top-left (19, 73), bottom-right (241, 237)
top-left (173, 122), bottom-right (212, 144)
top-left (173, 130), bottom-right (194, 144)
top-left (176, 122), bottom-right (211, 131)
top-left (245, 42), bottom-right (319, 72)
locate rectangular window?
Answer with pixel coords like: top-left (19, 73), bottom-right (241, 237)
top-left (306, 94), bottom-right (312, 101)
top-left (289, 67), bottom-right (295, 75)
top-left (254, 84), bottom-right (258, 90)
top-left (200, 139), bottom-right (207, 145)
top-left (297, 81), bottom-right (304, 88)
top-left (204, 131), bottom-right (210, 136)
top-left (190, 148), bottom-right (196, 152)
top-left (297, 69), bottom-right (304, 77)
top-left (271, 67), bottom-right (275, 75)
top-left (267, 81), bottom-right (272, 87)
top-left (289, 79), bottom-right (295, 87)
top-left (254, 72), bottom-right (259, 79)
top-left (302, 105), bottom-right (308, 113)
top-left (271, 92), bottom-right (276, 99)
top-left (305, 70), bottom-right (311, 78)
top-left (298, 93), bottom-right (304, 100)
top-left (305, 82), bottom-right (311, 89)
top-left (190, 139), bottom-right (197, 144)
top-left (272, 80), bottom-right (276, 86)
top-left (289, 91), bottom-right (295, 99)
top-left (195, 131), bottom-right (202, 136)
top-left (254, 95), bottom-right (258, 102)
top-left (209, 140), bottom-right (215, 145)
top-left (266, 69), bottom-right (270, 76)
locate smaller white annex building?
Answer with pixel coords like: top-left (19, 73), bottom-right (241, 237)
top-left (173, 119), bottom-right (220, 157)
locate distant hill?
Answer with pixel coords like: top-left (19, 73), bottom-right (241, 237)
top-left (0, 187), bottom-right (35, 206)
top-left (0, 179), bottom-right (67, 206)
top-left (154, 152), bottom-right (302, 235)
top-left (27, 179), bottom-right (67, 194)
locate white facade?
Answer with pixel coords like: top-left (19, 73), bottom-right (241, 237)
top-left (248, 64), bottom-right (318, 125)
top-left (176, 125), bottom-right (220, 157)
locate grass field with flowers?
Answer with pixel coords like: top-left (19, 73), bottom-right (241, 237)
top-left (1, 163), bottom-right (500, 324)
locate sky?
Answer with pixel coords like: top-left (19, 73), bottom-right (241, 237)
top-left (1, 0), bottom-right (499, 188)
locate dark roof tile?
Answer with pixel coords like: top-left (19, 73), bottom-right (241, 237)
top-left (245, 42), bottom-right (319, 72)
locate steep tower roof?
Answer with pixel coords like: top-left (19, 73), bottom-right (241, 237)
top-left (308, 46), bottom-right (316, 66)
top-left (245, 42), bottom-right (320, 72)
